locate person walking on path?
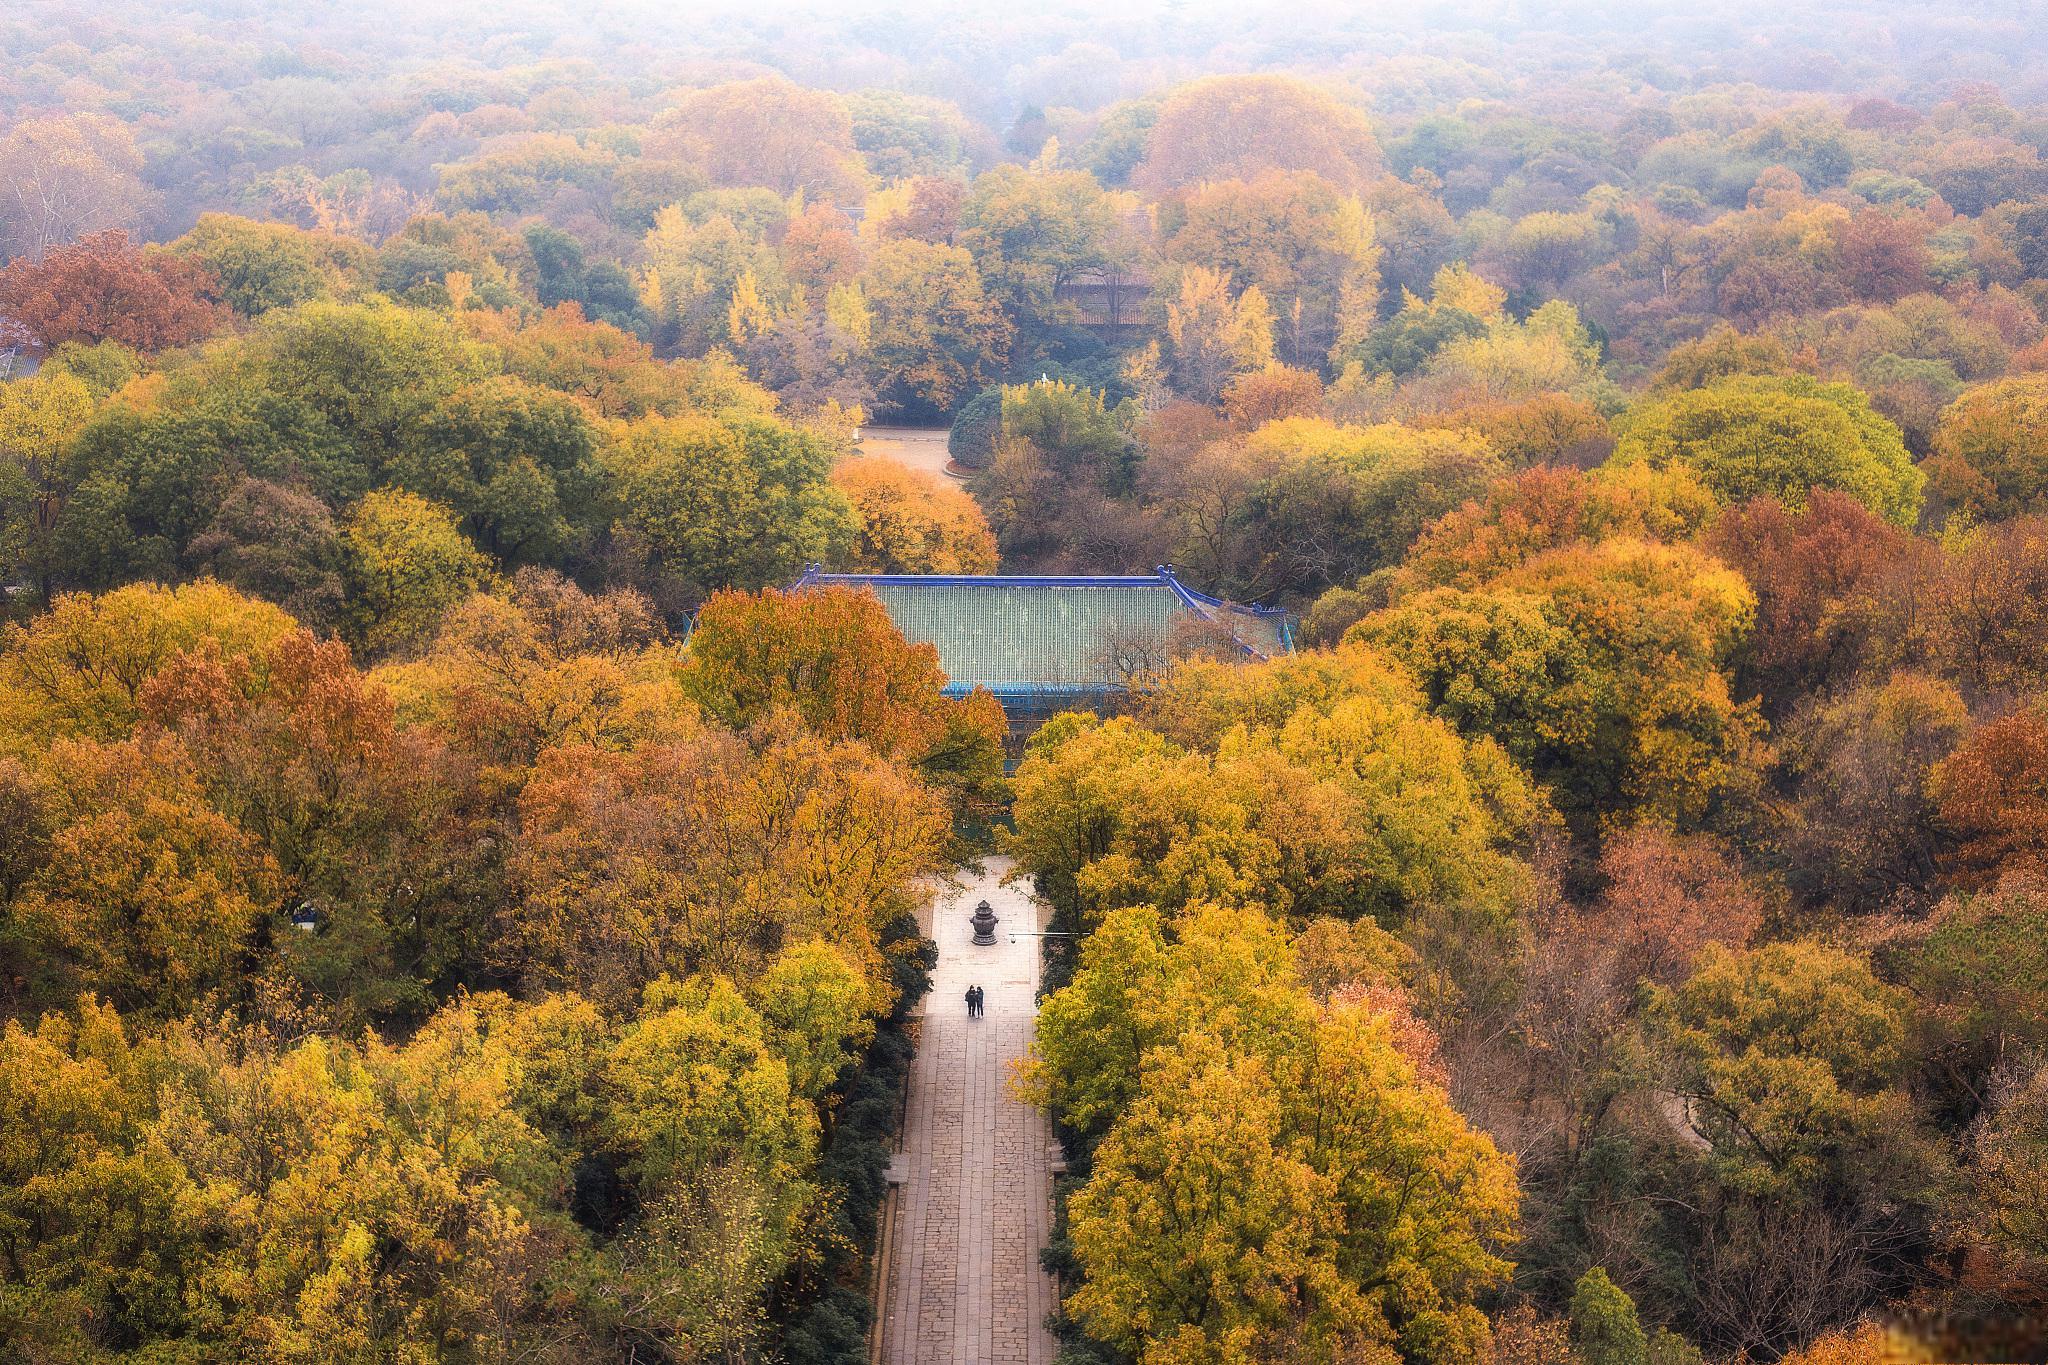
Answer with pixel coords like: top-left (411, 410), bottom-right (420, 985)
top-left (965, 985), bottom-right (977, 1018)
top-left (971, 985), bottom-right (985, 1017)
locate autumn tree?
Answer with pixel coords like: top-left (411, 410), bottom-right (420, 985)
top-left (0, 580), bottom-right (296, 749)
top-left (1361, 538), bottom-right (1761, 833)
top-left (0, 1000), bottom-right (203, 1348)
top-left (1508, 827), bottom-right (1763, 1246)
top-left (1036, 906), bottom-right (1518, 1363)
top-left (1010, 648), bottom-right (1543, 932)
top-left (1932, 705), bottom-right (2048, 889)
top-left (5, 738), bottom-right (280, 1016)
top-left (859, 239), bottom-right (1012, 417)
top-left (0, 366), bottom-right (97, 602)
top-left (1221, 365), bottom-right (1325, 429)
top-left (845, 90), bottom-right (985, 182)
top-left (1424, 393), bottom-right (1612, 469)
top-left (374, 569), bottom-right (685, 769)
top-left (831, 455), bottom-right (998, 573)
top-left (0, 992), bottom-right (611, 1356)
top-left (1649, 325), bottom-right (1801, 393)
top-left (470, 302), bottom-right (772, 422)
top-left (139, 628), bottom-right (494, 1023)
top-left (1159, 171), bottom-right (1380, 365)
top-left (1343, 262), bottom-right (1504, 380)
top-left (679, 585), bottom-right (1005, 798)
top-left (639, 202), bottom-right (786, 356)
top-left (739, 292), bottom-right (875, 423)
top-left (957, 165), bottom-right (1121, 327)
top-left (1393, 463), bottom-right (1716, 594)
top-left (1163, 266), bottom-right (1275, 403)
top-left (1497, 210), bottom-right (1605, 295)
top-left (1701, 490), bottom-right (1917, 710)
top-left (1644, 940), bottom-right (1920, 1199)
top-left (1137, 75), bottom-right (1385, 193)
top-left (1776, 675), bottom-right (1970, 913)
top-left (1491, 1307), bottom-right (1579, 1365)
top-left (0, 114), bottom-right (150, 260)
top-left (341, 489), bottom-right (495, 655)
top-left (507, 723), bottom-right (947, 1009)
top-left (0, 231), bottom-right (224, 352)
top-left (604, 973), bottom-right (817, 1202)
top-left (375, 209), bottom-right (530, 308)
top-left (1923, 373), bottom-right (2048, 520)
top-left (1609, 375), bottom-right (1923, 527)
top-left (604, 414), bottom-right (857, 598)
top-left (1233, 418), bottom-right (1504, 597)
top-left (778, 203), bottom-right (864, 297)
top-left (974, 379), bottom-right (1140, 564)
top-left (1412, 300), bottom-right (1618, 413)
top-left (168, 213), bottom-right (369, 316)
top-left (1903, 518), bottom-right (2048, 698)
top-left (646, 78), bottom-right (866, 199)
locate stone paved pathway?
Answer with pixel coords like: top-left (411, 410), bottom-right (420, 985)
top-left (877, 858), bottom-right (1059, 1365)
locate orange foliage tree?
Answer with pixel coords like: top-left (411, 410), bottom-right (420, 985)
top-left (1933, 706), bottom-right (2048, 889)
top-left (506, 721), bottom-right (947, 1010)
top-left (0, 230), bottom-right (225, 351)
top-left (680, 585), bottom-right (1006, 802)
top-left (1136, 75), bottom-right (1384, 193)
top-left (831, 455), bottom-right (998, 574)
top-left (1703, 490), bottom-right (1918, 708)
top-left (645, 77), bottom-right (866, 199)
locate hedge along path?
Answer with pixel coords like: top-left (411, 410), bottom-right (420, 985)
top-left (874, 857), bottom-right (1059, 1365)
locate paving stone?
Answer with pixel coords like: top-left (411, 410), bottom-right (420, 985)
top-left (879, 859), bottom-right (1058, 1365)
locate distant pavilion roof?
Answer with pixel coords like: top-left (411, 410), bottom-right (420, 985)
top-left (791, 565), bottom-right (1293, 700)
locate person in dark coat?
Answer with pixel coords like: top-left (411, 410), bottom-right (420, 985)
top-left (965, 985), bottom-right (977, 1017)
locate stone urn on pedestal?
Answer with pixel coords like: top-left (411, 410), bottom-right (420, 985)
top-left (969, 899), bottom-right (999, 945)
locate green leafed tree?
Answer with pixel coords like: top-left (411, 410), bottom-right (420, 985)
top-left (1609, 374), bottom-right (1923, 528)
top-left (604, 414), bottom-right (856, 597)
top-left (341, 489), bottom-right (494, 654)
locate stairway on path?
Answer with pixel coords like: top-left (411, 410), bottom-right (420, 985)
top-left (873, 858), bottom-right (1061, 1365)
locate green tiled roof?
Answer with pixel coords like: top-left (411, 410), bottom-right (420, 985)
top-left (793, 568), bottom-right (1292, 695)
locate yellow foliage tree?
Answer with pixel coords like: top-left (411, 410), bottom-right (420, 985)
top-left (830, 454), bottom-right (998, 573)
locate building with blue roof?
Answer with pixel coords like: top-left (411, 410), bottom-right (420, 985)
top-left (790, 565), bottom-right (1293, 736)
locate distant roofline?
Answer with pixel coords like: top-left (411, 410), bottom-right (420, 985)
top-left (807, 573), bottom-right (1172, 587)
top-left (793, 564), bottom-right (1291, 621)
top-left (940, 682), bottom-right (1117, 696)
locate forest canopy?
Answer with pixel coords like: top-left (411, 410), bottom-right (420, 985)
top-left (3, 0), bottom-right (2048, 1360)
